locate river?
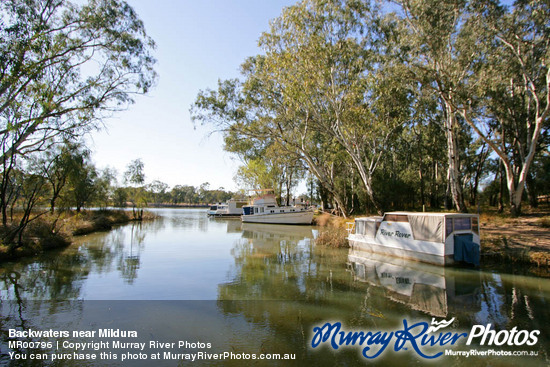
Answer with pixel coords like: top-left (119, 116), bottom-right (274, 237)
top-left (0, 208), bottom-right (549, 366)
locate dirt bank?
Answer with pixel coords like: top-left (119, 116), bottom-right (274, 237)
top-left (480, 209), bottom-right (550, 269)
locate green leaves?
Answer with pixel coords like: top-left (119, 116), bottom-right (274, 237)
top-left (0, 0), bottom-right (157, 161)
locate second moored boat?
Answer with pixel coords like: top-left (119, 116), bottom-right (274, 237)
top-left (207, 199), bottom-right (248, 217)
top-left (241, 193), bottom-right (314, 225)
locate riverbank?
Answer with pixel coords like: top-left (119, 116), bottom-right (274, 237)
top-left (314, 209), bottom-right (550, 273)
top-left (480, 209), bottom-right (550, 272)
top-left (0, 209), bottom-right (156, 262)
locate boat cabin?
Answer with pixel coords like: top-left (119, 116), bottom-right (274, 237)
top-left (349, 212), bottom-right (480, 266)
top-left (241, 194), bottom-right (314, 224)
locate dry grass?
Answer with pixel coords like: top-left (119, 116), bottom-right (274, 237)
top-left (0, 216), bottom-right (71, 261)
top-left (537, 216), bottom-right (550, 228)
top-left (313, 212), bottom-right (353, 248)
top-left (66, 210), bottom-right (131, 235)
top-left (315, 228), bottom-right (349, 248)
top-left (313, 212), bottom-right (352, 228)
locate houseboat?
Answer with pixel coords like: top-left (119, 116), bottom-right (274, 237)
top-left (347, 212), bottom-right (480, 266)
top-left (207, 199), bottom-right (248, 217)
top-left (241, 194), bottom-right (314, 225)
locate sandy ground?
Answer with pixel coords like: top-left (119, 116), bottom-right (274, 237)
top-left (479, 209), bottom-right (550, 265)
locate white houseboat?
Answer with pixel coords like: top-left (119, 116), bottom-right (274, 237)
top-left (347, 212), bottom-right (480, 266)
top-left (241, 194), bottom-right (314, 225)
top-left (207, 199), bottom-right (248, 217)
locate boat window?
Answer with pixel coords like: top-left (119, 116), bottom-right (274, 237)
top-left (454, 217), bottom-right (472, 231)
top-left (355, 220), bottom-right (378, 237)
top-left (408, 215), bottom-right (443, 242)
top-left (445, 218), bottom-right (453, 238)
top-left (254, 207), bottom-right (258, 214)
top-left (271, 210), bottom-right (274, 213)
top-left (384, 214), bottom-right (409, 222)
top-left (260, 207), bottom-right (264, 213)
top-left (210, 206), bottom-right (217, 210)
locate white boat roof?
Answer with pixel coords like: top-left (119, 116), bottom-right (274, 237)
top-left (386, 211), bottom-right (478, 217)
top-left (356, 212), bottom-right (478, 221)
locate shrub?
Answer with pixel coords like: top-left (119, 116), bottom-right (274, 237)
top-left (537, 217), bottom-right (550, 228)
top-left (315, 229), bottom-right (349, 248)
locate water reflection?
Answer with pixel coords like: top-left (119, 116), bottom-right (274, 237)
top-left (219, 223), bottom-right (356, 302)
top-left (211, 217), bottom-right (242, 233)
top-left (216, 221), bottom-right (550, 364)
top-left (0, 221), bottom-right (150, 300)
top-left (347, 249), bottom-right (482, 317)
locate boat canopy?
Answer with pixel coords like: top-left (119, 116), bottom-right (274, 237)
top-left (355, 212), bottom-right (479, 244)
top-left (407, 214), bottom-right (444, 243)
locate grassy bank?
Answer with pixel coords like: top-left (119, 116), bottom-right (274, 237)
top-left (0, 209), bottom-right (156, 262)
top-left (313, 213), bottom-right (352, 248)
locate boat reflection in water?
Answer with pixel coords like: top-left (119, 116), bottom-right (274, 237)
top-left (348, 249), bottom-right (482, 317)
top-left (241, 222), bottom-right (314, 243)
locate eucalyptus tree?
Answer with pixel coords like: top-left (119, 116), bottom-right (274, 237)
top-left (5, 170), bottom-right (49, 249)
top-left (404, 88), bottom-right (448, 209)
top-left (392, 0), bottom-right (482, 213)
top-left (147, 180), bottom-right (169, 205)
top-left (256, 0), bottom-right (416, 214)
top-left (456, 1), bottom-right (550, 216)
top-left (192, 60), bottom-right (352, 216)
top-left (0, 0), bottom-right (156, 163)
top-left (0, 0), bottom-right (155, 233)
top-left (235, 158), bottom-right (279, 195)
top-left (234, 144), bottom-right (305, 206)
top-left (193, 0), bottom-right (412, 216)
top-left (66, 157), bottom-right (98, 212)
top-left (94, 167), bottom-right (117, 208)
top-left (39, 142), bottom-right (87, 213)
top-left (170, 185), bottom-right (197, 204)
top-left (124, 158), bottom-right (147, 219)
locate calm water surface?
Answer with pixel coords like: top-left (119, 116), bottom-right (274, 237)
top-left (1, 209), bottom-right (549, 366)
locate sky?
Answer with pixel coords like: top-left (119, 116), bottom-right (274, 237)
top-left (88, 0), bottom-right (297, 192)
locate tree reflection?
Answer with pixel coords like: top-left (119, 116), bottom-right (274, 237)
top-left (217, 224), bottom-right (550, 364)
top-left (117, 222), bottom-right (146, 284)
top-left (0, 221), bottom-right (149, 300)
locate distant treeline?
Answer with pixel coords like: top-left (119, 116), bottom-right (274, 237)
top-left (114, 179), bottom-right (234, 208)
top-left (192, 0), bottom-right (550, 217)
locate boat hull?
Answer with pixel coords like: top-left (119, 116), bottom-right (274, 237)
top-left (348, 234), bottom-right (454, 266)
top-left (241, 210), bottom-right (314, 225)
top-left (208, 213), bottom-right (241, 217)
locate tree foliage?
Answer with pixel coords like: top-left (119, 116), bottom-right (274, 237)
top-left (193, 0), bottom-right (549, 217)
top-left (0, 0), bottom-right (156, 247)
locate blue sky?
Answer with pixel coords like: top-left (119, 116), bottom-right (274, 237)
top-left (89, 0), bottom-right (297, 191)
